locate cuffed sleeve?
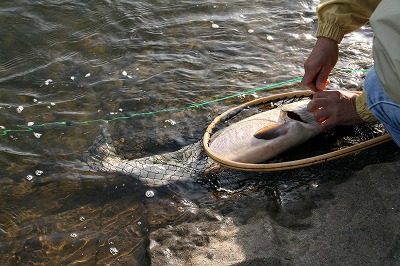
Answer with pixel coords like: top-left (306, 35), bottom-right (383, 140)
top-left (316, 0), bottom-right (380, 43)
top-left (355, 90), bottom-right (377, 122)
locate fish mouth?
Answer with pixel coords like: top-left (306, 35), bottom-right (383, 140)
top-left (254, 110), bottom-right (309, 140)
top-left (286, 111), bottom-right (305, 123)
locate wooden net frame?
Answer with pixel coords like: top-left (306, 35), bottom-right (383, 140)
top-left (202, 91), bottom-right (392, 171)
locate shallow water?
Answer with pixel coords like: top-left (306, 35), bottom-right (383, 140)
top-left (0, 0), bottom-right (391, 265)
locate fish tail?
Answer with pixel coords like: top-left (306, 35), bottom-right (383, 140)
top-left (84, 125), bottom-right (119, 172)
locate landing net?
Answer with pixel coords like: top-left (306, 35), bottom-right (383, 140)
top-left (203, 91), bottom-right (391, 171)
top-left (85, 90), bottom-right (391, 187)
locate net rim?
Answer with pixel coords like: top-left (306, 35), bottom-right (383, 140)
top-left (202, 90), bottom-right (392, 171)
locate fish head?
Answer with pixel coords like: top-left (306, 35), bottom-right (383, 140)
top-left (279, 99), bottom-right (317, 125)
top-left (255, 100), bottom-right (319, 140)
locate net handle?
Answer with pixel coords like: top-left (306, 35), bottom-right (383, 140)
top-left (202, 90), bottom-right (392, 171)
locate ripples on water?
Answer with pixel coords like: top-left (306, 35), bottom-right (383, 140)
top-left (0, 0), bottom-right (385, 264)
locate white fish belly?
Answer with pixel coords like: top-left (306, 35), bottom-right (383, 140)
top-left (208, 100), bottom-right (319, 163)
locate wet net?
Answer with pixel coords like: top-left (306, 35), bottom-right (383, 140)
top-left (84, 91), bottom-right (391, 187)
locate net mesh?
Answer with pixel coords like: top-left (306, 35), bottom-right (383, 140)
top-left (84, 93), bottom-right (388, 187)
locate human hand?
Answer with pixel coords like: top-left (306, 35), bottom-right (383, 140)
top-left (307, 90), bottom-right (365, 132)
top-left (302, 37), bottom-right (339, 91)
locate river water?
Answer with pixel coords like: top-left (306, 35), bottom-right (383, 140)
top-left (0, 0), bottom-right (395, 265)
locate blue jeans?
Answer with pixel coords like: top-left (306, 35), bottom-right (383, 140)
top-left (365, 67), bottom-right (400, 146)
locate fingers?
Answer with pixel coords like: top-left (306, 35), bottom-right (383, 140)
top-left (307, 97), bottom-right (330, 112)
top-left (302, 37), bottom-right (338, 92)
top-left (301, 69), bottom-right (319, 92)
top-left (318, 118), bottom-right (333, 132)
top-left (307, 91), bottom-right (339, 128)
top-left (313, 108), bottom-right (330, 123)
top-left (307, 90), bottom-right (365, 132)
top-left (301, 66), bottom-right (331, 92)
top-left (315, 70), bottom-right (331, 91)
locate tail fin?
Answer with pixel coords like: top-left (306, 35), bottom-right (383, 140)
top-left (84, 125), bottom-right (119, 172)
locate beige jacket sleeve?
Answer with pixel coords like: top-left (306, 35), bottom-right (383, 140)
top-left (316, 0), bottom-right (381, 43)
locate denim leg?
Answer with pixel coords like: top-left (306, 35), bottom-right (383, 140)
top-left (364, 67), bottom-right (400, 147)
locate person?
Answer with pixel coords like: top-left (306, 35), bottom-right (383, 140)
top-left (302, 0), bottom-right (400, 146)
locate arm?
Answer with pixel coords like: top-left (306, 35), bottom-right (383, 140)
top-left (302, 0), bottom-right (380, 91)
top-left (304, 0), bottom-right (380, 130)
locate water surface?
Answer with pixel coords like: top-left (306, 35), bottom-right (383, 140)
top-left (0, 0), bottom-right (389, 264)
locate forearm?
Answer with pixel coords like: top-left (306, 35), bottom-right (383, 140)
top-left (316, 0), bottom-right (381, 43)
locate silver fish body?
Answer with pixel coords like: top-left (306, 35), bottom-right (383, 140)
top-left (208, 99), bottom-right (320, 163)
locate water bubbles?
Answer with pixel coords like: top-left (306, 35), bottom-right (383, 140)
top-left (211, 23), bottom-right (220, 29)
top-left (26, 175), bottom-right (33, 181)
top-left (302, 17), bottom-right (314, 24)
top-left (145, 190), bottom-right (155, 198)
top-left (33, 132), bottom-right (42, 139)
top-left (164, 119), bottom-right (176, 125)
top-left (35, 170), bottom-right (43, 176)
top-left (16, 106), bottom-right (24, 113)
top-left (109, 247), bottom-right (119, 255)
top-left (122, 70), bottom-right (132, 78)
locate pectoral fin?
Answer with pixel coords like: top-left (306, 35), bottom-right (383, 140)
top-left (254, 123), bottom-right (289, 140)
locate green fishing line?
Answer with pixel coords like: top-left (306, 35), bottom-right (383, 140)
top-left (0, 68), bottom-right (367, 137)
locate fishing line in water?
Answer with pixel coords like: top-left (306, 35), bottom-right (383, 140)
top-left (0, 67), bottom-right (369, 137)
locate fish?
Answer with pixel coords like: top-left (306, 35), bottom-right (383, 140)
top-left (85, 126), bottom-right (216, 186)
top-left (85, 99), bottom-right (319, 186)
top-left (208, 99), bottom-right (320, 163)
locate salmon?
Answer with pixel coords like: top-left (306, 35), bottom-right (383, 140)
top-left (208, 99), bottom-right (320, 163)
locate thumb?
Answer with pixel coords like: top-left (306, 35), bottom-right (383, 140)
top-left (316, 78), bottom-right (330, 91)
top-left (315, 68), bottom-right (331, 90)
